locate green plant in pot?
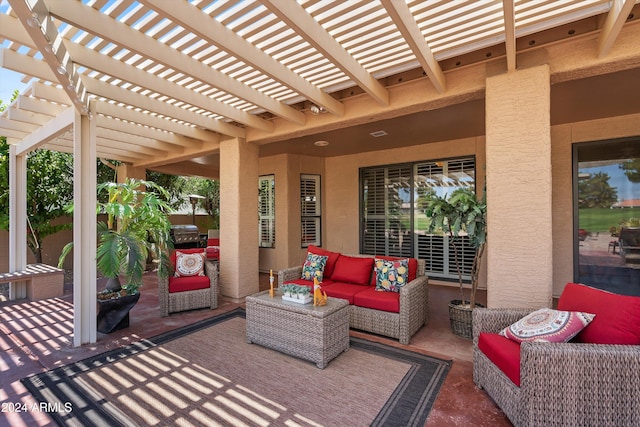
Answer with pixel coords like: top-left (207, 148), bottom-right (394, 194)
top-left (420, 186), bottom-right (487, 338)
top-left (59, 178), bottom-right (174, 299)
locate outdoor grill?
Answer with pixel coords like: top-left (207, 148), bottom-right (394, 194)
top-left (170, 225), bottom-right (203, 249)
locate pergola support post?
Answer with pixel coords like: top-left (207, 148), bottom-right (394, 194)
top-left (8, 144), bottom-right (28, 299)
top-left (73, 102), bottom-right (97, 346)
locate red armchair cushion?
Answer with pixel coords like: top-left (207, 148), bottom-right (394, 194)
top-left (307, 245), bottom-right (341, 279)
top-left (170, 248), bottom-right (206, 263)
top-left (207, 238), bottom-right (219, 246)
top-left (169, 275), bottom-right (210, 293)
top-left (478, 332), bottom-right (521, 387)
top-left (331, 255), bottom-right (374, 285)
top-left (369, 256), bottom-right (418, 285)
top-left (353, 286), bottom-right (400, 313)
top-left (557, 282), bottom-right (640, 344)
top-left (321, 283), bottom-right (372, 304)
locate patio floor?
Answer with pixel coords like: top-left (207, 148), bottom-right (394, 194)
top-left (0, 273), bottom-right (511, 426)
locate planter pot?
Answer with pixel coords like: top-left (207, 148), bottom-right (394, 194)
top-left (448, 299), bottom-right (485, 339)
top-left (97, 292), bottom-right (141, 334)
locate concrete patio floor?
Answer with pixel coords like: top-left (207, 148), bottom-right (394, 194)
top-left (0, 272), bottom-right (511, 427)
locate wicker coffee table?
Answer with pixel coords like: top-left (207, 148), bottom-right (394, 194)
top-left (246, 290), bottom-right (350, 368)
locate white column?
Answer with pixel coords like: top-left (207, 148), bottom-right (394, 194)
top-left (73, 103), bottom-right (97, 346)
top-left (485, 65), bottom-right (553, 308)
top-left (8, 144), bottom-right (28, 299)
top-left (220, 137), bottom-right (259, 300)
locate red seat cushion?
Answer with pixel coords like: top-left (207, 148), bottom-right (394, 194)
top-left (169, 275), bottom-right (210, 293)
top-left (370, 256), bottom-right (418, 285)
top-left (321, 283), bottom-right (372, 304)
top-left (557, 282), bottom-right (640, 345)
top-left (353, 286), bottom-right (400, 313)
top-left (330, 256), bottom-right (374, 285)
top-left (307, 245), bottom-right (341, 280)
top-left (478, 332), bottom-right (521, 387)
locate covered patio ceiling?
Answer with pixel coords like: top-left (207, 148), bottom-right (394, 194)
top-left (1, 0), bottom-right (639, 178)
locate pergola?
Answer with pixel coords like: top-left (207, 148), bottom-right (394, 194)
top-left (1, 0), bottom-right (639, 346)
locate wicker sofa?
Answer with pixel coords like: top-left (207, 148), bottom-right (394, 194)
top-left (159, 248), bottom-right (219, 316)
top-left (278, 246), bottom-right (428, 345)
top-left (473, 283), bottom-right (640, 426)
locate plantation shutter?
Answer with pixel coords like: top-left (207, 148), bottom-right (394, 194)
top-left (360, 157), bottom-right (475, 280)
top-left (300, 175), bottom-right (321, 247)
top-left (361, 165), bottom-right (412, 257)
top-left (258, 175), bottom-right (275, 248)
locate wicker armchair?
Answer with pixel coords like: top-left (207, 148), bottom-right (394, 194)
top-left (279, 256), bottom-right (428, 345)
top-left (159, 254), bottom-right (218, 317)
top-left (473, 307), bottom-right (640, 427)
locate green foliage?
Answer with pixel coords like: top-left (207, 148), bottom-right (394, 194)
top-left (577, 172), bottom-right (618, 208)
top-left (59, 178), bottom-right (173, 294)
top-left (620, 158), bottom-right (640, 183)
top-left (0, 142), bottom-right (74, 262)
top-left (181, 176), bottom-right (220, 229)
top-left (421, 187), bottom-right (487, 307)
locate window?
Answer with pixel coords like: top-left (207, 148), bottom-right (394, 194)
top-left (575, 138), bottom-right (640, 293)
top-left (258, 175), bottom-right (275, 248)
top-left (360, 157), bottom-right (476, 280)
top-left (301, 174), bottom-right (321, 247)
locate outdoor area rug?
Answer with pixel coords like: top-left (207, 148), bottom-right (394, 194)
top-left (21, 308), bottom-right (451, 427)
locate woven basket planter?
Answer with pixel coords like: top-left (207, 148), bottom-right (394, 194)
top-left (448, 299), bottom-right (485, 339)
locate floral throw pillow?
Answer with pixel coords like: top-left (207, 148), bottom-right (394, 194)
top-left (301, 253), bottom-right (328, 282)
top-left (500, 308), bottom-right (595, 344)
top-left (374, 258), bottom-right (409, 292)
top-left (175, 251), bottom-right (206, 277)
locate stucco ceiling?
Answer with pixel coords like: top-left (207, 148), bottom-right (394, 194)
top-left (1, 0), bottom-right (639, 178)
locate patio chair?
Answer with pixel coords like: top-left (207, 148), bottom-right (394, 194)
top-left (619, 227), bottom-right (640, 267)
top-left (159, 248), bottom-right (218, 316)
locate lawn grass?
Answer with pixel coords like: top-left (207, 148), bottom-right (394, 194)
top-left (579, 207), bottom-right (640, 232)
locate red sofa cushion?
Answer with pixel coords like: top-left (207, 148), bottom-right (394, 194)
top-left (169, 275), bottom-right (210, 293)
top-left (557, 282), bottom-right (640, 345)
top-left (321, 283), bottom-right (372, 305)
top-left (478, 332), bottom-right (521, 387)
top-left (284, 278), bottom-right (335, 290)
top-left (307, 245), bottom-right (341, 279)
top-left (370, 256), bottom-right (418, 285)
top-left (331, 255), bottom-right (374, 285)
top-left (353, 286), bottom-right (400, 313)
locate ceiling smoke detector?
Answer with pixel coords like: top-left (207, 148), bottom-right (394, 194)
top-left (369, 130), bottom-right (388, 137)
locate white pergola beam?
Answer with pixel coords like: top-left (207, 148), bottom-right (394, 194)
top-left (139, 0), bottom-right (345, 117)
top-left (47, 1), bottom-right (306, 127)
top-left (15, 106), bottom-right (74, 156)
top-left (7, 0), bottom-right (89, 115)
top-left (262, 0), bottom-right (390, 105)
top-left (65, 42), bottom-right (273, 133)
top-left (502, 0), bottom-right (517, 71)
top-left (134, 140), bottom-right (222, 168)
top-left (381, 0), bottom-right (446, 92)
top-left (84, 78), bottom-right (241, 140)
top-left (598, 0), bottom-right (635, 58)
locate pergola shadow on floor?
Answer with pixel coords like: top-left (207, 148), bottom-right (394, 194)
top-left (0, 272), bottom-right (511, 427)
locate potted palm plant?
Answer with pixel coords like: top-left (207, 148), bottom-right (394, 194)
top-left (59, 178), bottom-right (173, 333)
top-left (421, 186), bottom-right (487, 339)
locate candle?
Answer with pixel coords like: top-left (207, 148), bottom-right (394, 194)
top-left (269, 269), bottom-right (275, 297)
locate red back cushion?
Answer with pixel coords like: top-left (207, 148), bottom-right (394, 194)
top-left (557, 282), bottom-right (640, 345)
top-left (207, 238), bottom-right (220, 246)
top-left (330, 255), bottom-right (374, 285)
top-left (307, 245), bottom-right (341, 279)
top-left (369, 256), bottom-right (418, 285)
